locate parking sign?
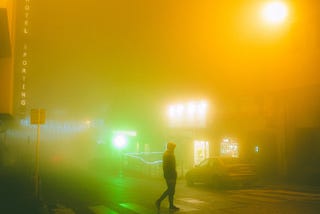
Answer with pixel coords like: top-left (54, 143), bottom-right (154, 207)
top-left (30, 109), bottom-right (46, 124)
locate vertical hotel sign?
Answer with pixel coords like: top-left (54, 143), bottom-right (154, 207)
top-left (16, 0), bottom-right (31, 118)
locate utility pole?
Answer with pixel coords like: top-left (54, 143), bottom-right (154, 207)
top-left (30, 109), bottom-right (46, 199)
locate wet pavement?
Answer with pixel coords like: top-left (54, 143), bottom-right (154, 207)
top-left (1, 164), bottom-right (320, 214)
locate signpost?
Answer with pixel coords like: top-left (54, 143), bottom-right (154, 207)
top-left (30, 109), bottom-right (46, 199)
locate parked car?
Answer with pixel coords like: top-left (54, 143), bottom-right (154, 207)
top-left (185, 156), bottom-right (257, 188)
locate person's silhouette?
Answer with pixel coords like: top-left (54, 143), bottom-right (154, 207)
top-left (155, 142), bottom-right (180, 211)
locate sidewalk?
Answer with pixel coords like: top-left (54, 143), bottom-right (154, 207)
top-left (0, 166), bottom-right (49, 214)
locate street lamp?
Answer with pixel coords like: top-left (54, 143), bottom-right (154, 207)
top-left (261, 1), bottom-right (289, 25)
top-left (112, 130), bottom-right (136, 150)
top-left (113, 134), bottom-right (128, 150)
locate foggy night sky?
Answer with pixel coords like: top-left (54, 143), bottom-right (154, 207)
top-left (23, 0), bottom-right (319, 129)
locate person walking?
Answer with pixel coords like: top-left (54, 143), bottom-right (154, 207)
top-left (155, 142), bottom-right (180, 211)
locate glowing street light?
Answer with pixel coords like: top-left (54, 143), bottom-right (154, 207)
top-left (261, 1), bottom-right (289, 25)
top-left (112, 130), bottom-right (137, 150)
top-left (113, 134), bottom-right (128, 149)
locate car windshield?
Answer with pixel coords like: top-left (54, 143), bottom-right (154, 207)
top-left (198, 159), bottom-right (210, 167)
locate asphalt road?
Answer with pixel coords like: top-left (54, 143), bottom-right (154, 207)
top-left (1, 163), bottom-right (320, 214)
top-left (40, 165), bottom-right (320, 214)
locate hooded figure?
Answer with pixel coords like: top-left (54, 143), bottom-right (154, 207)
top-left (155, 142), bottom-right (180, 211)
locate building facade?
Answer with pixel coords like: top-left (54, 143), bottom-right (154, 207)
top-left (213, 86), bottom-right (320, 183)
top-left (0, 0), bottom-right (15, 115)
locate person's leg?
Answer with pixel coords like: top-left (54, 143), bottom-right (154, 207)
top-left (155, 179), bottom-right (170, 209)
top-left (158, 188), bottom-right (169, 202)
top-left (167, 179), bottom-right (175, 207)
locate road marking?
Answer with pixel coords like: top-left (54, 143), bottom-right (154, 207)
top-left (172, 204), bottom-right (199, 212)
top-left (118, 201), bottom-right (200, 213)
top-left (120, 202), bottom-right (154, 214)
top-left (228, 189), bottom-right (320, 203)
top-left (229, 193), bottom-right (281, 203)
top-left (174, 198), bottom-right (201, 212)
top-left (263, 189), bottom-right (320, 200)
top-left (252, 190), bottom-right (320, 201)
top-left (89, 205), bottom-right (119, 214)
top-left (179, 197), bottom-right (206, 204)
top-left (51, 204), bottom-right (76, 214)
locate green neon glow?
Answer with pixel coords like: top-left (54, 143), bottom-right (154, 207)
top-left (124, 152), bottom-right (163, 165)
top-left (113, 134), bottom-right (128, 149)
top-left (120, 203), bottom-right (151, 213)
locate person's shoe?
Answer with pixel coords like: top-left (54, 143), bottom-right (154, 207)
top-left (169, 205), bottom-right (180, 211)
top-left (155, 200), bottom-right (161, 210)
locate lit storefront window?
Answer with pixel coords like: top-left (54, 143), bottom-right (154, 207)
top-left (255, 145), bottom-right (260, 153)
top-left (220, 137), bottom-right (239, 158)
top-left (194, 140), bottom-right (209, 165)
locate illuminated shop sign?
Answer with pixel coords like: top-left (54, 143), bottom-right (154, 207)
top-left (18, 0), bottom-right (31, 117)
top-left (167, 100), bottom-right (208, 128)
top-left (220, 137), bottom-right (239, 158)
